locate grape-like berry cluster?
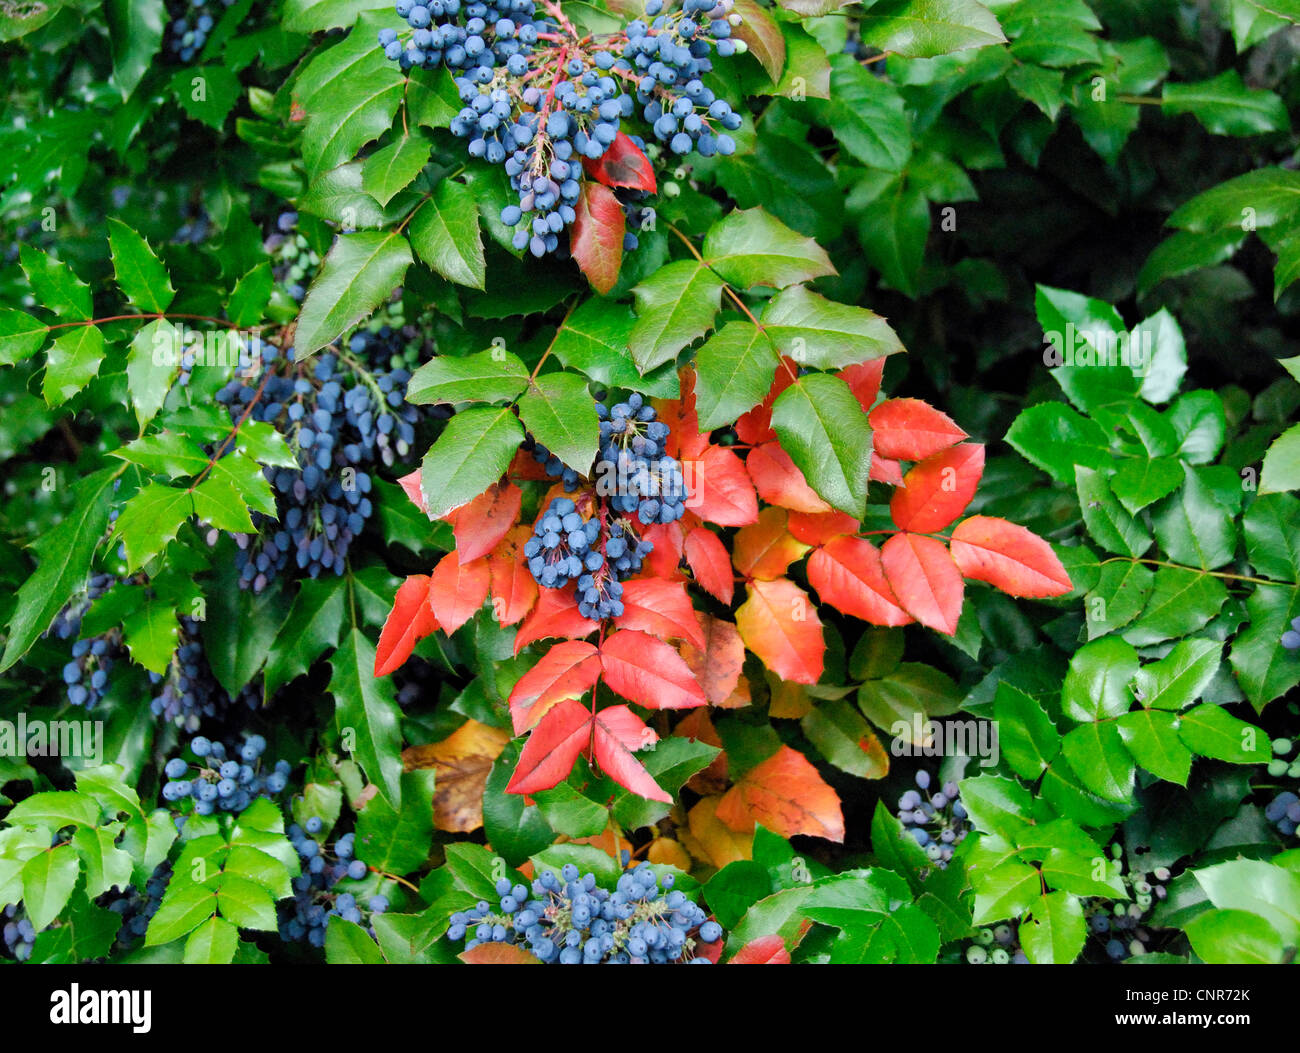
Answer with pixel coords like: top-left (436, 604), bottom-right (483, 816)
top-left (165, 0), bottom-right (237, 62)
top-left (377, 0), bottom-right (745, 257)
top-left (964, 923), bottom-right (1029, 965)
top-left (1083, 846), bottom-right (1168, 962)
top-left (897, 770), bottom-right (969, 869)
top-left (162, 733), bottom-right (289, 815)
top-left (449, 862), bottom-right (718, 963)
top-left (147, 616), bottom-right (259, 731)
top-left (1, 904), bottom-right (36, 963)
top-left (101, 862), bottom-right (174, 951)
top-left (596, 394), bottom-right (687, 526)
top-left (48, 574), bottom-right (123, 711)
top-left (279, 822), bottom-right (386, 949)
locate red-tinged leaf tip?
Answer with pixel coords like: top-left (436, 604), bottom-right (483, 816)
top-left (879, 532), bottom-right (964, 636)
top-left (950, 515), bottom-right (1072, 598)
top-left (745, 442), bottom-right (832, 515)
top-left (505, 697), bottom-right (592, 796)
top-left (449, 480), bottom-right (523, 564)
top-left (582, 131), bottom-right (657, 193)
top-left (889, 443), bottom-right (985, 533)
top-left (397, 469), bottom-right (428, 515)
top-left (614, 578), bottom-right (706, 649)
top-left (592, 705), bottom-right (671, 802)
top-left (868, 398), bottom-right (968, 462)
top-left (428, 551), bottom-right (492, 636)
top-left (571, 181), bottom-right (625, 295)
top-left (513, 585), bottom-right (600, 653)
top-left (507, 640), bottom-right (601, 735)
top-left (599, 629), bottom-right (707, 710)
top-left (731, 935), bottom-right (791, 964)
top-left (807, 535), bottom-right (913, 627)
top-left (684, 526), bottom-right (734, 605)
top-left (869, 453), bottom-right (905, 487)
top-left (838, 358), bottom-right (886, 412)
top-left (374, 574), bottom-right (439, 677)
top-left (734, 578), bottom-right (825, 684)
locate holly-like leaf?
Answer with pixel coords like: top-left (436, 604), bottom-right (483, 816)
top-left (808, 535), bottom-right (913, 626)
top-left (374, 575), bottom-right (439, 677)
top-left (331, 627), bottom-right (404, 809)
top-left (868, 399), bottom-right (967, 461)
top-left (294, 231), bottom-right (412, 358)
top-left (613, 579), bottom-right (706, 649)
top-left (570, 181), bottom-right (625, 295)
top-left (600, 630), bottom-right (707, 709)
top-left (410, 179), bottom-right (486, 289)
top-left (771, 373), bottom-right (872, 519)
top-left (734, 578), bottom-right (825, 684)
top-left (506, 698), bottom-right (592, 796)
top-left (879, 533), bottom-right (963, 636)
top-left (690, 444), bottom-right (761, 525)
top-left (715, 745), bottom-right (845, 842)
top-left (592, 706), bottom-right (670, 802)
top-left (949, 516), bottom-right (1072, 598)
top-left (107, 218), bottom-right (175, 313)
top-left (855, 0), bottom-right (1006, 58)
top-left (418, 407), bottom-right (524, 521)
top-left (693, 321), bottom-right (779, 432)
top-left (745, 442), bottom-right (832, 515)
top-left (508, 640), bottom-right (601, 734)
top-left (518, 371), bottom-right (598, 474)
top-left (628, 260), bottom-right (724, 373)
top-left (703, 207), bottom-right (836, 290)
top-left (684, 527), bottom-right (734, 605)
top-left (428, 551), bottom-right (491, 635)
top-left (581, 131), bottom-right (656, 192)
top-left (512, 585), bottom-right (600, 653)
top-left (889, 444), bottom-right (984, 532)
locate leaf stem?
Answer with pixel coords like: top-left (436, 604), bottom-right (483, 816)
top-left (1096, 556), bottom-right (1296, 589)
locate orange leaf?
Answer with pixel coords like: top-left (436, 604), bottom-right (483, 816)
top-left (460, 943), bottom-right (543, 963)
top-left (889, 443), bottom-right (985, 532)
top-left (731, 935), bottom-right (792, 964)
top-left (680, 613), bottom-right (745, 706)
top-left (397, 469), bottom-right (427, 515)
top-left (734, 578), bottom-right (824, 684)
top-left (507, 640), bottom-right (601, 734)
top-left (513, 585), bottom-right (600, 654)
top-left (686, 795), bottom-right (753, 868)
top-left (676, 709), bottom-right (728, 793)
top-left (734, 357), bottom-right (798, 445)
top-left (505, 697), bottom-right (591, 796)
top-left (786, 510), bottom-right (859, 547)
top-left (446, 480), bottom-right (522, 563)
top-left (653, 369), bottom-right (708, 461)
top-left (599, 629), bottom-right (707, 710)
top-left (807, 535), bottom-right (913, 626)
top-left (732, 506), bottom-right (810, 581)
top-left (570, 181), bottom-right (625, 295)
top-left (950, 515), bottom-right (1072, 598)
top-left (638, 519), bottom-right (686, 580)
top-left (745, 442), bottom-right (832, 515)
top-left (715, 744), bottom-right (845, 843)
top-left (868, 398), bottom-right (968, 461)
top-left (684, 527), bottom-right (734, 604)
top-left (614, 578), bottom-right (705, 649)
top-left (374, 574), bottom-right (439, 677)
top-left (582, 131), bottom-right (657, 192)
top-left (688, 445), bottom-right (759, 526)
top-left (838, 358), bottom-right (886, 412)
top-left (880, 532), bottom-right (964, 635)
top-left (428, 551), bottom-right (492, 635)
top-left (869, 453), bottom-right (905, 486)
top-left (509, 448), bottom-right (553, 482)
top-left (402, 719), bottom-right (509, 833)
top-left (592, 705), bottom-right (670, 802)
top-left (486, 525), bottom-right (538, 626)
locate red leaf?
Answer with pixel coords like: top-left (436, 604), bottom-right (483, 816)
top-left (374, 574), bottom-right (439, 677)
top-left (591, 703), bottom-right (658, 752)
top-left (614, 578), bottom-right (706, 649)
top-left (880, 532), bottom-right (964, 635)
top-left (688, 445), bottom-right (759, 526)
top-left (509, 448), bottom-right (553, 482)
top-left (684, 527), bottom-right (734, 605)
top-left (869, 453), bottom-right (905, 486)
top-left (571, 181), bottom-right (625, 295)
top-left (397, 469), bottom-right (427, 515)
top-left (732, 506), bottom-right (810, 581)
top-left (950, 515), bottom-right (1072, 598)
top-left (582, 132), bottom-right (657, 193)
top-left (889, 443), bottom-right (985, 532)
top-left (513, 586), bottom-right (600, 654)
top-left (838, 359), bottom-right (886, 412)
top-left (459, 943), bottom-right (543, 964)
top-left (868, 398), bottom-right (968, 462)
top-left (428, 551), bottom-right (492, 635)
top-left (734, 578), bottom-right (824, 684)
top-left (807, 535), bottom-right (913, 626)
top-left (787, 510), bottom-right (859, 547)
top-left (507, 640), bottom-right (602, 734)
top-left (600, 629), bottom-right (707, 710)
top-left (592, 705), bottom-right (670, 802)
top-left (655, 371), bottom-right (709, 462)
top-left (639, 519), bottom-right (686, 579)
top-left (447, 480), bottom-right (522, 563)
top-left (731, 935), bottom-right (791, 964)
top-left (745, 442), bottom-right (831, 515)
top-left (486, 525), bottom-right (538, 626)
top-left (506, 698), bottom-right (592, 796)
top-left (735, 357), bottom-right (798, 445)
top-left (715, 744), bottom-right (845, 842)
top-left (680, 613), bottom-right (746, 706)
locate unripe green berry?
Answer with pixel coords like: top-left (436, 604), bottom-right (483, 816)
top-left (1153, 867), bottom-right (1171, 882)
top-left (1269, 759), bottom-right (1289, 777)
top-left (966, 945), bottom-right (988, 964)
top-left (663, 182), bottom-right (681, 198)
top-left (1273, 738), bottom-right (1292, 756)
top-left (991, 948), bottom-right (1010, 964)
top-left (975, 928), bottom-right (995, 946)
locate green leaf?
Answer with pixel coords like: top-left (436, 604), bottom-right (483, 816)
top-left (1116, 709), bottom-right (1192, 785)
top-left (1075, 466), bottom-right (1153, 558)
top-left (801, 699), bottom-right (886, 778)
top-left (0, 308), bottom-right (49, 365)
top-left (1219, 0), bottom-right (1300, 50)
top-left (294, 231), bottom-right (413, 358)
top-left (1110, 457), bottom-right (1183, 515)
top-left (283, 0), bottom-right (392, 32)
top-left (331, 627), bottom-right (404, 809)
top-left (855, 0), bottom-right (1006, 58)
top-left (549, 299), bottom-right (679, 398)
top-left (1061, 722), bottom-right (1135, 802)
top-left (1184, 908), bottom-right (1286, 964)
top-left (1006, 62), bottom-right (1066, 120)
top-left (1132, 308), bottom-right (1187, 404)
top-left (355, 768), bottom-right (436, 874)
top-left (1150, 465), bottom-right (1238, 570)
top-left (325, 918), bottom-right (387, 962)
top-left (611, 738), bottom-right (719, 831)
top-left (627, 260), bottom-right (724, 373)
top-left (1084, 560), bottom-right (1154, 640)
top-left (1168, 167), bottom-right (1300, 233)
top-left (770, 372), bottom-right (872, 518)
top-left (182, 916), bottom-right (239, 964)
top-left (1062, 636), bottom-right (1138, 722)
top-left (1134, 638), bottom-right (1222, 711)
top-left (299, 163), bottom-right (395, 230)
top-left (205, 561), bottom-right (292, 695)
top-left (1168, 390), bottom-right (1226, 465)
top-left (107, 218), bottom-right (176, 313)
top-left (362, 134), bottom-right (431, 207)
top-left (693, 321), bottom-right (779, 431)
top-left (960, 775), bottom-right (1035, 843)
top-left (971, 858), bottom-right (1039, 924)
top-left (518, 371), bottom-right (598, 474)
top-left (1261, 423), bottom-right (1300, 495)
top-left (170, 65), bottom-right (244, 130)
top-left (857, 662), bottom-right (962, 734)
top-left (122, 598), bottom-right (180, 675)
top-left (1020, 891), bottom-right (1084, 964)
top-left (406, 348), bottom-right (529, 405)
top-left (228, 264), bottom-right (274, 328)
top-left (855, 179), bottom-right (930, 297)
top-left (215, 874), bottom-right (279, 930)
top-left (300, 40), bottom-right (405, 178)
top-left (43, 325), bottom-right (106, 406)
top-left (409, 180), bottom-right (486, 289)
top-left (1162, 70), bottom-right (1290, 137)
top-left (264, 576), bottom-right (348, 695)
top-left (21, 848), bottom-right (81, 930)
top-left (1178, 705), bottom-right (1270, 764)
top-left (759, 285), bottom-right (904, 371)
top-left (417, 407), bottom-right (524, 521)
top-left (125, 320), bottom-right (180, 428)
top-left (1006, 402), bottom-right (1111, 484)
top-left (1243, 493), bottom-right (1300, 582)
top-left (1122, 567), bottom-right (1228, 647)
top-left (1138, 229), bottom-right (1247, 296)
top-left (993, 683), bottom-right (1061, 779)
top-left (113, 483), bottom-right (193, 572)
top-left (7, 790), bottom-right (102, 830)
top-left (823, 54), bottom-right (911, 171)
top-left (1193, 859), bottom-right (1300, 944)
top-left (105, 0), bottom-right (165, 99)
top-left (533, 782), bottom-right (609, 839)
top-left (19, 245), bottom-right (92, 320)
top-left (482, 746), bottom-right (556, 865)
top-left (702, 207), bottom-right (836, 289)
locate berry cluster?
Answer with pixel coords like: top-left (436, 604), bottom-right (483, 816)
top-left (377, 0), bottom-right (745, 257)
top-left (48, 574), bottom-right (122, 711)
top-left (279, 823), bottom-right (385, 949)
top-left (896, 770), bottom-right (969, 869)
top-left (264, 211), bottom-right (318, 303)
top-left (596, 394), bottom-right (687, 526)
top-left (101, 862), bottom-right (174, 951)
top-left (1084, 847), bottom-right (1168, 962)
top-left (162, 733), bottom-right (289, 815)
top-left (1263, 736), bottom-right (1300, 837)
top-left (964, 923), bottom-right (1029, 965)
top-left (1, 904), bottom-right (36, 963)
top-left (1282, 615), bottom-right (1300, 651)
top-left (448, 862), bottom-right (718, 963)
top-left (165, 0), bottom-right (236, 63)
top-left (147, 616), bottom-right (259, 731)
